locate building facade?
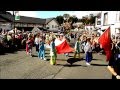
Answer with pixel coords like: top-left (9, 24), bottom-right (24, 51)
top-left (45, 18), bottom-right (59, 31)
top-left (0, 12), bottom-right (60, 32)
top-left (95, 11), bottom-right (120, 36)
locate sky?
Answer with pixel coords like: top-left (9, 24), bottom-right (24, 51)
top-left (8, 11), bottom-right (101, 19)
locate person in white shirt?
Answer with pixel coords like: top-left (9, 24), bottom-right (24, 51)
top-left (34, 34), bottom-right (41, 53)
top-left (84, 38), bottom-right (93, 65)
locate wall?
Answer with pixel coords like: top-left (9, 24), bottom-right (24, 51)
top-left (0, 22), bottom-right (12, 30)
top-left (100, 11), bottom-right (120, 36)
top-left (47, 19), bottom-right (59, 30)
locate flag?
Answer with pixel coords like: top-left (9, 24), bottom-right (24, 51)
top-left (55, 38), bottom-right (74, 54)
top-left (98, 27), bottom-right (112, 61)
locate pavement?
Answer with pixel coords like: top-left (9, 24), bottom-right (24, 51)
top-left (0, 38), bottom-right (112, 79)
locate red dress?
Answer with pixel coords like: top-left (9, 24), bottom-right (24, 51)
top-left (26, 39), bottom-right (33, 53)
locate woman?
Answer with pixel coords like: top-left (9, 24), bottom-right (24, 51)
top-left (50, 38), bottom-right (57, 65)
top-left (35, 34), bottom-right (41, 53)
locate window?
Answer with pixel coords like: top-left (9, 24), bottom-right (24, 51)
top-left (55, 25), bottom-right (58, 28)
top-left (103, 13), bottom-right (108, 25)
top-left (52, 25), bottom-right (54, 28)
top-left (97, 21), bottom-right (101, 25)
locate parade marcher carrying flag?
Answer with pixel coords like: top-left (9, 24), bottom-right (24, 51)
top-left (55, 34), bottom-right (74, 54)
top-left (98, 27), bottom-right (112, 61)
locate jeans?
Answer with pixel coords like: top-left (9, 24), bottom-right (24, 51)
top-left (85, 52), bottom-right (92, 63)
top-left (38, 49), bottom-right (45, 59)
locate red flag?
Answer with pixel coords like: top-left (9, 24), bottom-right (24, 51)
top-left (98, 27), bottom-right (112, 61)
top-left (55, 39), bottom-right (74, 54)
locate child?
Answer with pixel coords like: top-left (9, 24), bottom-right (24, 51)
top-left (50, 38), bottom-right (57, 65)
top-left (38, 38), bottom-right (46, 60)
top-left (84, 38), bottom-right (92, 65)
top-left (74, 37), bottom-right (81, 59)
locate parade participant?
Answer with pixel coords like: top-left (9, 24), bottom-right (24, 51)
top-left (26, 34), bottom-right (33, 56)
top-left (38, 37), bottom-right (46, 60)
top-left (35, 34), bottom-right (41, 52)
top-left (74, 37), bottom-right (81, 59)
top-left (45, 34), bottom-right (50, 45)
top-left (84, 38), bottom-right (92, 65)
top-left (50, 38), bottom-right (57, 65)
top-left (81, 35), bottom-right (87, 53)
top-left (107, 42), bottom-right (120, 79)
top-left (60, 33), bottom-right (69, 57)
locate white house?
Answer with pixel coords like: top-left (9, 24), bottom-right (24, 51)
top-left (45, 18), bottom-right (60, 31)
top-left (95, 11), bottom-right (120, 37)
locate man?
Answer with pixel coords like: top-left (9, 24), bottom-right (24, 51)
top-left (107, 42), bottom-right (120, 79)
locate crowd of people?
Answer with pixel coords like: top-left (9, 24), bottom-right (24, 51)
top-left (0, 28), bottom-right (28, 53)
top-left (0, 28), bottom-right (120, 79)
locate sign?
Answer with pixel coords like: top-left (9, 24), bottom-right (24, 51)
top-left (15, 11), bottom-right (20, 20)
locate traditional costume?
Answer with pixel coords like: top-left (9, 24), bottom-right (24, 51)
top-left (50, 40), bottom-right (57, 65)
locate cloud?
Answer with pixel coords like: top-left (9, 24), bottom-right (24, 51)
top-left (7, 11), bottom-right (38, 18)
top-left (7, 11), bottom-right (101, 19)
top-left (68, 11), bottom-right (101, 18)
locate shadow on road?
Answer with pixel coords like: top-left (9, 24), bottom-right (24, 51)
top-left (91, 64), bottom-right (108, 66)
top-left (92, 59), bottom-right (100, 60)
top-left (32, 55), bottom-right (38, 57)
top-left (56, 63), bottom-right (87, 67)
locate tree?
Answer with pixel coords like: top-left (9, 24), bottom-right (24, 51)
top-left (63, 14), bottom-right (70, 21)
top-left (89, 15), bottom-right (96, 24)
top-left (68, 16), bottom-right (78, 24)
top-left (80, 14), bottom-right (96, 25)
top-left (56, 16), bottom-right (64, 25)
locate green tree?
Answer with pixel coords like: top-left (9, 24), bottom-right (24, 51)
top-left (89, 14), bottom-right (96, 25)
top-left (63, 14), bottom-right (70, 20)
top-left (68, 16), bottom-right (78, 24)
top-left (56, 16), bottom-right (64, 25)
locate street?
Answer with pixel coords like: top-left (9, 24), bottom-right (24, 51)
top-left (0, 43), bottom-right (111, 79)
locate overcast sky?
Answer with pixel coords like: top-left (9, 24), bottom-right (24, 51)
top-left (8, 11), bottom-right (101, 19)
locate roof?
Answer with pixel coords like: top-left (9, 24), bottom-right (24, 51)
top-left (15, 16), bottom-right (46, 24)
top-left (45, 18), bottom-right (54, 24)
top-left (0, 13), bottom-right (59, 25)
top-left (45, 18), bottom-right (60, 25)
top-left (0, 13), bottom-right (46, 24)
top-left (0, 13), bottom-right (13, 22)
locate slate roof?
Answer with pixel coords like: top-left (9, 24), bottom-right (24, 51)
top-left (0, 12), bottom-right (59, 25)
top-left (0, 13), bottom-right (46, 24)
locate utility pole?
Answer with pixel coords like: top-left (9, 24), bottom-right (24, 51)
top-left (13, 11), bottom-right (15, 38)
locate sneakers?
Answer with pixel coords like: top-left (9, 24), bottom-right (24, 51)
top-left (43, 58), bottom-right (46, 60)
top-left (40, 57), bottom-right (43, 59)
top-left (86, 62), bottom-right (91, 66)
top-left (40, 57), bottom-right (46, 60)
